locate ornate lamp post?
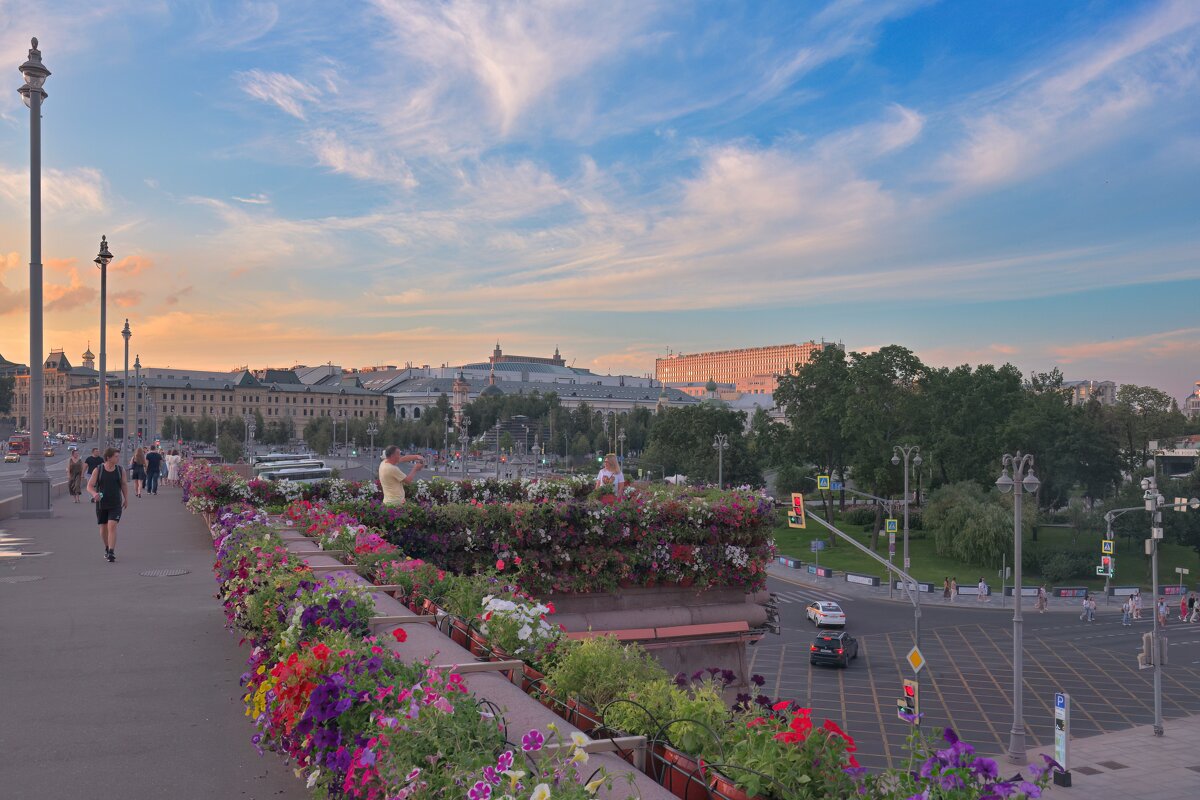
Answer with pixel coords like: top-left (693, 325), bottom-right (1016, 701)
top-left (996, 452), bottom-right (1039, 764)
top-left (713, 433), bottom-right (729, 490)
top-left (121, 319), bottom-right (131, 461)
top-left (18, 38), bottom-right (52, 517)
top-left (366, 421), bottom-right (379, 459)
top-left (133, 355), bottom-right (141, 445)
top-left (459, 415), bottom-right (471, 478)
top-left (891, 444), bottom-right (922, 572)
top-left (95, 236), bottom-right (112, 446)
top-left (617, 430), bottom-right (626, 460)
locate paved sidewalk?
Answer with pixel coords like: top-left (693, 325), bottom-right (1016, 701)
top-left (1029, 714), bottom-right (1200, 799)
top-left (0, 486), bottom-right (307, 800)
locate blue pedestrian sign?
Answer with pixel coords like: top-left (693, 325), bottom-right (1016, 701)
top-left (886, 518), bottom-right (899, 534)
top-left (817, 475), bottom-right (830, 490)
top-left (810, 540), bottom-right (826, 552)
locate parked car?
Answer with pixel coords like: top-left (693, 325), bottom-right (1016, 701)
top-left (805, 600), bottom-right (847, 627)
top-left (4, 452), bottom-right (20, 463)
top-left (810, 630), bottom-right (859, 668)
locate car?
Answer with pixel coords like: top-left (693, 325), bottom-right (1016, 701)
top-left (43, 448), bottom-right (55, 457)
top-left (810, 630), bottom-right (859, 668)
top-left (67, 444), bottom-right (78, 451)
top-left (4, 452), bottom-right (20, 463)
top-left (805, 600), bottom-right (847, 627)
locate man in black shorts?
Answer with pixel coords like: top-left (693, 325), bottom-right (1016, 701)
top-left (86, 447), bottom-right (128, 562)
top-left (145, 446), bottom-right (163, 495)
top-left (84, 447), bottom-right (104, 502)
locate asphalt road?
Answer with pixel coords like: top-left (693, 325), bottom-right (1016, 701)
top-left (751, 574), bottom-right (1200, 770)
top-left (0, 441), bottom-right (90, 499)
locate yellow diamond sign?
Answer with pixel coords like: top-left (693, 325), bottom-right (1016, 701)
top-left (906, 646), bottom-right (926, 674)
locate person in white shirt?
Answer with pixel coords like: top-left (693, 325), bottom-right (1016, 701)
top-left (977, 578), bottom-right (988, 603)
top-left (595, 453), bottom-right (625, 494)
top-left (379, 445), bottom-right (424, 506)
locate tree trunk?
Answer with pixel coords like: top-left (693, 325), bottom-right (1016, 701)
top-left (870, 502), bottom-right (883, 551)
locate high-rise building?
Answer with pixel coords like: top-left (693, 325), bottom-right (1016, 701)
top-left (655, 341), bottom-right (833, 393)
top-left (1062, 379), bottom-right (1117, 406)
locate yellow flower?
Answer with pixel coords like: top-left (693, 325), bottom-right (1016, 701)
top-left (504, 770), bottom-right (526, 789)
top-left (584, 778), bottom-right (604, 794)
top-left (570, 732), bottom-right (588, 748)
top-left (530, 784), bottom-right (552, 800)
top-left (571, 747), bottom-right (589, 765)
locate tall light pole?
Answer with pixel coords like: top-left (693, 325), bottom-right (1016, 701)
top-left (1142, 467), bottom-right (1165, 737)
top-left (891, 444), bottom-right (922, 572)
top-left (459, 415), bottom-right (471, 478)
top-left (121, 320), bottom-right (131, 461)
top-left (133, 355), bottom-right (141, 446)
top-left (95, 236), bottom-right (111, 445)
top-left (713, 433), bottom-right (729, 490)
top-left (617, 430), bottom-right (626, 460)
top-left (18, 38), bottom-right (52, 517)
top-left (996, 451), bottom-right (1039, 764)
top-left (366, 421), bottom-right (378, 459)
top-left (343, 413), bottom-right (349, 468)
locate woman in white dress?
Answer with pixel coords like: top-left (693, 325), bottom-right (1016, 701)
top-left (595, 453), bottom-right (625, 494)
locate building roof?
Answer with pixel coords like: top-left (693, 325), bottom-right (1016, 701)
top-left (132, 374), bottom-right (377, 395)
top-left (386, 376), bottom-right (696, 404)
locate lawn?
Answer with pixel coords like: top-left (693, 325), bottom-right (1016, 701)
top-left (771, 508), bottom-right (1200, 591)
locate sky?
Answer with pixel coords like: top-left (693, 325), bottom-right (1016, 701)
top-left (0, 0), bottom-right (1197, 401)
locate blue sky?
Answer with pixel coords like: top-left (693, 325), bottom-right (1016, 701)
top-left (0, 0), bottom-right (1197, 401)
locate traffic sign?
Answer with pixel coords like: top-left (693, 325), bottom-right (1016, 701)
top-left (817, 475), bottom-right (830, 491)
top-left (1054, 692), bottom-right (1071, 785)
top-left (885, 518), bottom-right (898, 534)
top-left (830, 481), bottom-right (844, 491)
top-left (1101, 539), bottom-right (1114, 555)
top-left (1177, 567), bottom-right (1191, 575)
top-left (906, 645), bottom-right (925, 674)
top-left (810, 540), bottom-right (826, 552)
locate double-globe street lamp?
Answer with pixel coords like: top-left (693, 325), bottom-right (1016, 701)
top-left (18, 38), bottom-right (52, 517)
top-left (121, 320), bottom-right (131, 462)
top-left (366, 422), bottom-right (379, 460)
top-left (712, 433), bottom-right (729, 490)
top-left (95, 236), bottom-right (112, 446)
top-left (891, 444), bottom-right (922, 572)
top-left (996, 451), bottom-right (1040, 764)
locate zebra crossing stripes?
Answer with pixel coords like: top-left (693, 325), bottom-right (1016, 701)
top-left (772, 588), bottom-right (852, 604)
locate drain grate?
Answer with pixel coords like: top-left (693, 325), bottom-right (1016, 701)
top-left (0, 575), bottom-right (44, 583)
top-left (1096, 761), bottom-right (1128, 770)
top-left (1074, 766), bottom-right (1103, 776)
top-left (139, 568), bottom-right (190, 577)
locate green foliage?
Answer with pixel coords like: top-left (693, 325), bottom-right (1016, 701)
top-left (545, 635), bottom-right (668, 710)
top-left (772, 464), bottom-right (813, 497)
top-left (217, 432), bottom-right (242, 463)
top-left (302, 416), bottom-right (332, 455)
top-left (641, 403), bottom-right (762, 486)
top-left (1036, 551), bottom-right (1095, 583)
top-left (0, 375), bottom-right (12, 415)
top-left (925, 482), bottom-right (1030, 567)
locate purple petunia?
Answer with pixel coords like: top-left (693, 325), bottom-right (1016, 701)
top-left (467, 780), bottom-right (492, 800)
top-left (521, 729), bottom-right (544, 752)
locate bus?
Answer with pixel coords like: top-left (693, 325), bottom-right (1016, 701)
top-left (258, 465), bottom-right (333, 484)
top-left (253, 453), bottom-right (318, 466)
top-left (7, 434), bottom-right (30, 455)
top-left (252, 459), bottom-right (326, 477)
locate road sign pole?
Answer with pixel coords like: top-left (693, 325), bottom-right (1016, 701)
top-left (1053, 692), bottom-right (1071, 787)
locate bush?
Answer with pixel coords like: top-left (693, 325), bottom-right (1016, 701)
top-left (842, 506), bottom-right (879, 526)
top-left (1036, 552), bottom-right (1094, 584)
top-left (545, 635), bottom-right (668, 710)
top-left (772, 464), bottom-right (812, 497)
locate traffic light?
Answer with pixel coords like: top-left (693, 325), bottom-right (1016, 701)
top-left (788, 492), bottom-right (807, 529)
top-left (898, 678), bottom-right (920, 723)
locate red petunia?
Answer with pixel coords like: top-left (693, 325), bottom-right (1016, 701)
top-left (495, 559), bottom-right (506, 571)
top-left (772, 700), bottom-right (791, 712)
top-left (391, 628), bottom-right (407, 643)
top-left (311, 643), bottom-right (331, 661)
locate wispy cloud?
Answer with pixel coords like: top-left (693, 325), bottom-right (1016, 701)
top-left (238, 69), bottom-right (322, 119)
top-left (0, 166), bottom-right (107, 214)
top-left (45, 268), bottom-right (96, 312)
top-left (232, 193), bottom-right (271, 205)
top-left (1050, 327), bottom-right (1200, 363)
top-left (112, 289), bottom-right (143, 308)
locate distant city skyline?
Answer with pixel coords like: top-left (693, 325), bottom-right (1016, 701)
top-left (0, 1), bottom-right (1197, 400)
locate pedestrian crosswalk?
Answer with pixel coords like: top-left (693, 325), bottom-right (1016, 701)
top-left (771, 588), bottom-right (854, 604)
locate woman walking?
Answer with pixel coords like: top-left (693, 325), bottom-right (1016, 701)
top-left (943, 577), bottom-right (951, 600)
top-left (87, 447), bottom-right (128, 562)
top-left (166, 449), bottom-right (182, 486)
top-left (66, 449), bottom-right (84, 503)
top-left (129, 447), bottom-right (147, 498)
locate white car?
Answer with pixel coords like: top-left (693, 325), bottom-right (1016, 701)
top-left (806, 601), bottom-right (847, 628)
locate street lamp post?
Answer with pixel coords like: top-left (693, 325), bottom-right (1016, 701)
top-left (134, 355), bottom-right (141, 446)
top-left (459, 420), bottom-right (470, 479)
top-left (1141, 467), bottom-right (1166, 737)
top-left (996, 451), bottom-right (1039, 764)
top-left (95, 236), bottom-right (112, 446)
top-left (713, 433), bottom-right (729, 490)
top-left (330, 415), bottom-right (337, 460)
top-left (891, 445), bottom-right (922, 572)
top-left (617, 430), bottom-right (626, 460)
top-left (121, 320), bottom-right (131, 462)
top-left (18, 38), bottom-right (52, 517)
top-left (366, 422), bottom-right (379, 459)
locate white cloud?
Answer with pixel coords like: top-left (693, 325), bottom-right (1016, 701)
top-left (232, 193), bottom-right (271, 205)
top-left (238, 69), bottom-right (322, 119)
top-left (309, 130), bottom-right (417, 187)
top-left (0, 165), bottom-right (107, 214)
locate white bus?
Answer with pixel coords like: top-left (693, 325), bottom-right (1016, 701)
top-left (253, 459), bottom-right (326, 477)
top-left (259, 465), bottom-right (333, 484)
top-left (254, 452), bottom-right (318, 466)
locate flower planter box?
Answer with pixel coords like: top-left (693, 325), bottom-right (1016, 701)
top-left (652, 743), bottom-right (711, 800)
top-left (567, 697), bottom-right (601, 734)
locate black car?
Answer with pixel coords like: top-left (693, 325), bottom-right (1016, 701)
top-left (809, 630), bottom-right (858, 668)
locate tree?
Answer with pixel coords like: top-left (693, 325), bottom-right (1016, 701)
top-left (925, 482), bottom-right (1032, 567)
top-left (0, 375), bottom-right (14, 415)
top-left (303, 417), bottom-right (332, 455)
top-left (217, 432), bottom-right (242, 463)
top-left (499, 431), bottom-right (515, 452)
top-left (918, 363), bottom-right (1025, 487)
top-left (1112, 384), bottom-right (1187, 474)
top-left (195, 414), bottom-right (216, 444)
top-left (774, 346), bottom-right (851, 520)
top-left (641, 404), bottom-right (761, 486)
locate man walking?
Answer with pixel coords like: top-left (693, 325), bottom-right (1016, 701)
top-left (83, 447), bottom-right (104, 502)
top-left (378, 445), bottom-right (424, 507)
top-left (145, 446), bottom-right (163, 495)
top-left (86, 447), bottom-right (128, 563)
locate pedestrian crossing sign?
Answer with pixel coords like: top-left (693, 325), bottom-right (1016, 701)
top-left (886, 518), bottom-right (898, 534)
top-left (817, 475), bottom-right (830, 491)
top-left (1101, 539), bottom-right (1114, 555)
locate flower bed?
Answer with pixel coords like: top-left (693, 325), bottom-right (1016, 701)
top-left (188, 462), bottom-right (1060, 800)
